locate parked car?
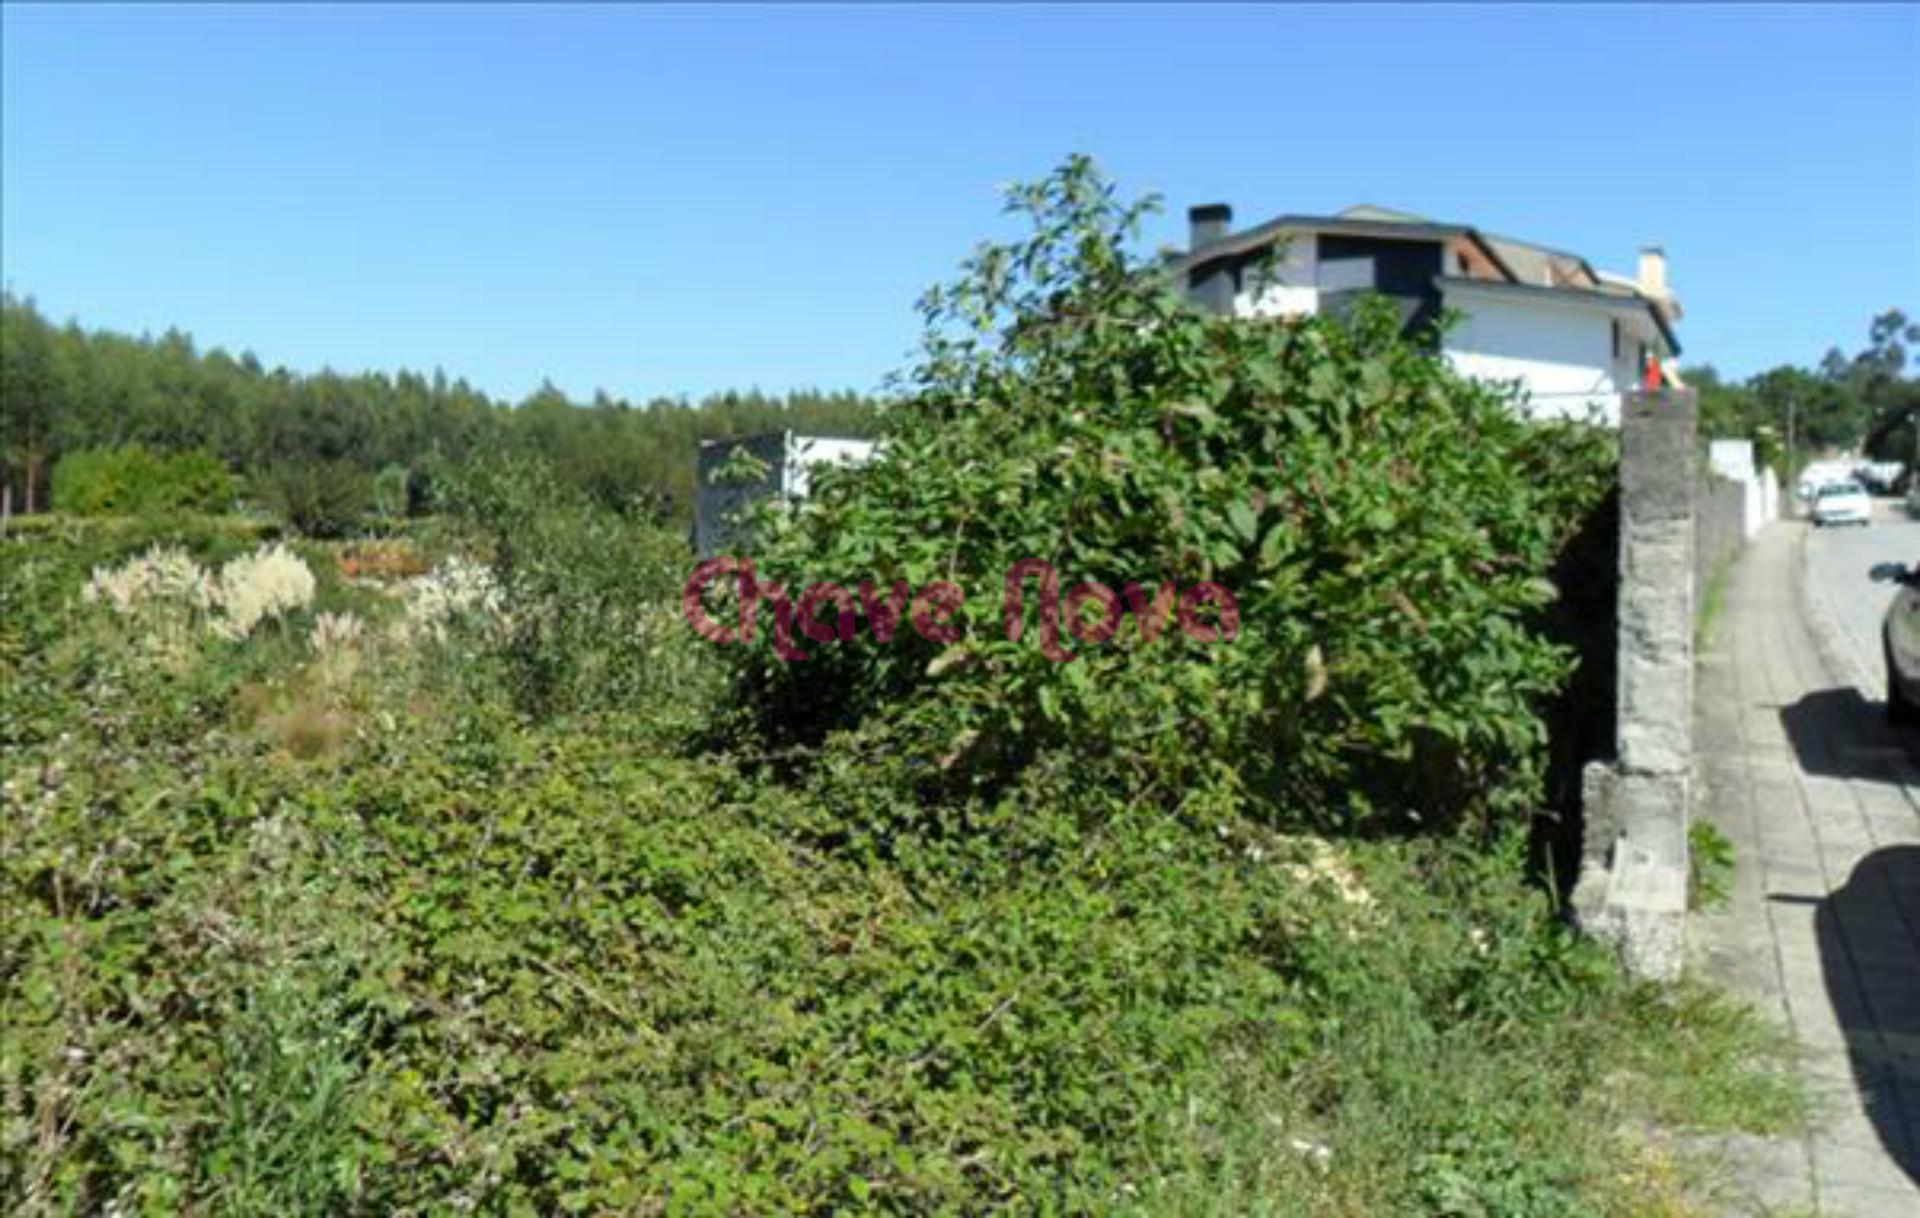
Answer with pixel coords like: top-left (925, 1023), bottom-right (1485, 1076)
top-left (1874, 561), bottom-right (1920, 724)
top-left (1855, 461), bottom-right (1906, 494)
top-left (1799, 461), bottom-right (1852, 503)
top-left (1810, 480), bottom-right (1871, 527)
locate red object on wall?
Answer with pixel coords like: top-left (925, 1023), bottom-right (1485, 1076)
top-left (1642, 352), bottom-right (1662, 390)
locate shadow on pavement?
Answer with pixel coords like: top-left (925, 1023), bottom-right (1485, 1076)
top-left (1775, 687), bottom-right (1920, 1183)
top-left (1814, 846), bottom-right (1920, 1186)
top-left (1779, 687), bottom-right (1920, 784)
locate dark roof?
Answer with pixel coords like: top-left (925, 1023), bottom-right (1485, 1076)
top-left (1340, 207), bottom-right (1599, 285)
top-left (1166, 204), bottom-right (1676, 354)
top-left (1163, 213), bottom-right (1518, 283)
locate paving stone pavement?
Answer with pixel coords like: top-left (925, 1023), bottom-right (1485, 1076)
top-left (1691, 521), bottom-right (1920, 1217)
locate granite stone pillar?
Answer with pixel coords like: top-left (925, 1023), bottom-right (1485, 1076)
top-left (1572, 389), bottom-right (1697, 980)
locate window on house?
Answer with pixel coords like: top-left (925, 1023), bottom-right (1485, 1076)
top-left (1611, 320), bottom-right (1623, 360)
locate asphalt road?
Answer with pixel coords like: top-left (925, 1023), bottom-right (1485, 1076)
top-left (1801, 496), bottom-right (1920, 693)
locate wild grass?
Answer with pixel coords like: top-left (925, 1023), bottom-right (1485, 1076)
top-left (1695, 558), bottom-right (1734, 653)
top-left (1, 515), bottom-right (1807, 1216)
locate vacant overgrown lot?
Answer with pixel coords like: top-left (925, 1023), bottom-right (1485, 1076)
top-left (4, 164), bottom-right (1802, 1216)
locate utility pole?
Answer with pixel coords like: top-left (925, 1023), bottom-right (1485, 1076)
top-left (1786, 395), bottom-right (1797, 518)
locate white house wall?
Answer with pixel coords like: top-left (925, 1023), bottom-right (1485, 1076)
top-left (1440, 291), bottom-right (1626, 425)
top-left (1708, 439), bottom-right (1757, 483)
top-left (1204, 232), bottom-right (1665, 428)
top-left (783, 435), bottom-right (879, 498)
top-left (1707, 439), bottom-right (1779, 538)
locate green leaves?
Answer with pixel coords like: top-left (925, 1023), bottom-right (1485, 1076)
top-left (441, 455), bottom-right (718, 722)
top-left (1227, 501), bottom-right (1260, 544)
top-left (734, 156), bottom-right (1616, 837)
top-left (1258, 520), bottom-right (1290, 571)
top-left (51, 445), bottom-right (238, 516)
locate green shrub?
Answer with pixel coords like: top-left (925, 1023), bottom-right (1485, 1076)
top-left (440, 455), bottom-right (716, 724)
top-left (50, 446), bottom-right (236, 516)
top-left (370, 463), bottom-right (411, 528)
top-left (262, 461), bottom-right (372, 538)
top-left (729, 156), bottom-right (1616, 838)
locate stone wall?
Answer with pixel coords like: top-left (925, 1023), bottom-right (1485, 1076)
top-left (1695, 471), bottom-right (1747, 605)
top-left (1572, 389), bottom-right (1698, 980)
top-left (1565, 397), bottom-right (1783, 977)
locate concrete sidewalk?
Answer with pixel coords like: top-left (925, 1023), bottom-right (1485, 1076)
top-left (1691, 522), bottom-right (1920, 1216)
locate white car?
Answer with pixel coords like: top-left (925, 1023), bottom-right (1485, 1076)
top-left (1810, 480), bottom-right (1871, 527)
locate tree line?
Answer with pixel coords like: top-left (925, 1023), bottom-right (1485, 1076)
top-left (1687, 309), bottom-right (1919, 476)
top-left (7, 291), bottom-right (1912, 532)
top-left (0, 291), bottom-right (881, 529)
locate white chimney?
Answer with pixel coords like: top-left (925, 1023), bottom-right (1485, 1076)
top-left (1637, 246), bottom-right (1667, 298)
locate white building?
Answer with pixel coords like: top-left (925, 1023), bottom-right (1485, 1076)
top-left (1165, 203), bottom-right (1683, 426)
top-left (1709, 437), bottom-right (1781, 538)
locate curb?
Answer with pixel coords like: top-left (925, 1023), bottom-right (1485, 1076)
top-left (1792, 520), bottom-right (1878, 694)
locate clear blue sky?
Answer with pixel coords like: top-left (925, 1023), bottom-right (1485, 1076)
top-left (4, 3), bottom-right (1916, 404)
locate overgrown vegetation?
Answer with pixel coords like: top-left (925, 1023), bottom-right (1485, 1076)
top-left (438, 456), bottom-right (716, 725)
top-left (49, 445), bottom-right (236, 517)
top-left (2, 159), bottom-right (1801, 1216)
top-left (731, 160), bottom-right (1616, 839)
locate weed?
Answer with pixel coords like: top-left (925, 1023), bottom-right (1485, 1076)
top-left (1696, 559), bottom-right (1732, 653)
top-left (1690, 819), bottom-right (1737, 912)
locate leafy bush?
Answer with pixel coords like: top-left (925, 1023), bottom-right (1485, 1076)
top-left (731, 156), bottom-right (1616, 837)
top-left (440, 456), bottom-right (717, 724)
top-left (369, 462), bottom-right (415, 528)
top-left (50, 446), bottom-right (236, 516)
top-left (262, 461), bottom-right (372, 538)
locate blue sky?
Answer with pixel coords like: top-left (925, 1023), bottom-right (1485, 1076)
top-left (4, 3), bottom-right (1916, 404)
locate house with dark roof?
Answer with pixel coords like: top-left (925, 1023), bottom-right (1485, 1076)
top-left (1163, 202), bottom-right (1682, 426)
